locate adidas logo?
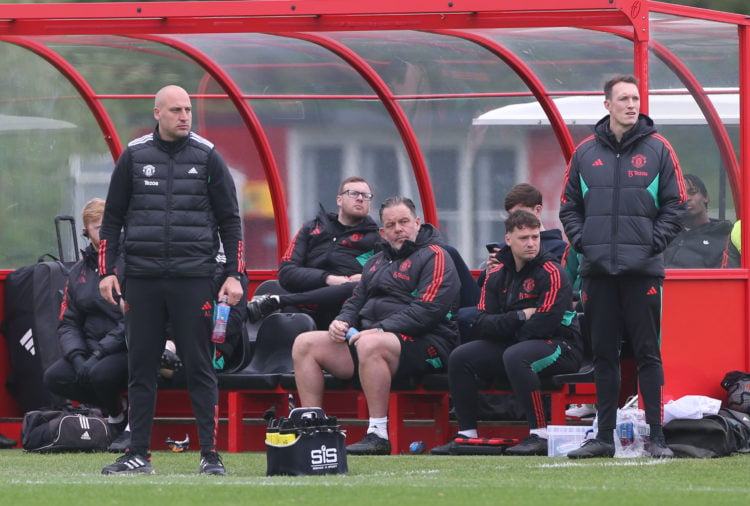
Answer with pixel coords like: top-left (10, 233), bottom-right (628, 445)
top-left (646, 286), bottom-right (658, 295)
top-left (20, 328), bottom-right (35, 356)
top-left (592, 159), bottom-right (604, 166)
top-left (81, 430), bottom-right (91, 441)
top-left (188, 167), bottom-right (198, 175)
top-left (202, 301), bottom-right (213, 311)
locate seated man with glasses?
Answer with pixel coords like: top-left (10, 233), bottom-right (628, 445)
top-left (248, 176), bottom-right (381, 329)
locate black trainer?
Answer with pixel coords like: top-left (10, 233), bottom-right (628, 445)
top-left (107, 430), bottom-right (131, 453)
top-left (430, 434), bottom-right (462, 455)
top-left (0, 432), bottom-right (17, 449)
top-left (566, 438), bottom-right (615, 459)
top-left (346, 432), bottom-right (391, 455)
top-left (200, 450), bottom-right (227, 475)
top-left (649, 435), bottom-right (674, 459)
top-left (505, 434), bottom-right (548, 456)
top-left (101, 451), bottom-right (154, 475)
top-left (246, 295), bottom-right (281, 323)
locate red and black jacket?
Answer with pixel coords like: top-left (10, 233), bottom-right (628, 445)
top-left (475, 246), bottom-right (581, 351)
top-left (278, 206), bottom-right (379, 293)
top-left (337, 224), bottom-right (460, 360)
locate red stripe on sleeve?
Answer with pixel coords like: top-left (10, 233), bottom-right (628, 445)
top-left (421, 245), bottom-right (445, 302)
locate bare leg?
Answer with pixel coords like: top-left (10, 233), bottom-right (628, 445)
top-left (354, 332), bottom-right (401, 418)
top-left (292, 330), bottom-right (355, 407)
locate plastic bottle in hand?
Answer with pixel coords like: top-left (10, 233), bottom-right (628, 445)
top-left (211, 296), bottom-right (230, 343)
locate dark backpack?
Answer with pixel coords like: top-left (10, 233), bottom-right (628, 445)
top-left (21, 407), bottom-right (110, 453)
top-left (721, 370), bottom-right (750, 414)
top-left (663, 408), bottom-right (750, 458)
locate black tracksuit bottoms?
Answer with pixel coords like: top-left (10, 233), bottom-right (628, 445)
top-left (124, 277), bottom-right (217, 454)
top-left (280, 282), bottom-right (357, 329)
top-left (582, 275), bottom-right (665, 436)
top-left (449, 338), bottom-right (581, 430)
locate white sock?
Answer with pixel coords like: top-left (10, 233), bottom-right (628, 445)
top-left (367, 417), bottom-right (388, 440)
top-left (108, 412), bottom-right (124, 424)
top-left (458, 429), bottom-right (478, 439)
top-left (530, 427), bottom-right (548, 440)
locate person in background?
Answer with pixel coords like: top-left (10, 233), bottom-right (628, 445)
top-left (431, 210), bottom-right (583, 456)
top-left (43, 198), bottom-right (128, 439)
top-left (98, 85), bottom-right (244, 475)
top-left (560, 74), bottom-right (685, 459)
top-left (663, 173), bottom-right (732, 269)
top-left (247, 176), bottom-right (380, 330)
top-left (292, 196), bottom-right (460, 455)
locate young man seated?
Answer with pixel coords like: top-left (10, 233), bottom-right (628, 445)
top-left (432, 210), bottom-right (584, 456)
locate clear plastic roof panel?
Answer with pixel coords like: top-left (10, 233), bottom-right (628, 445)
top-left (650, 14), bottom-right (739, 90)
top-left (179, 33), bottom-right (376, 96)
top-left (480, 27), bottom-right (638, 93)
top-left (323, 30), bottom-right (531, 95)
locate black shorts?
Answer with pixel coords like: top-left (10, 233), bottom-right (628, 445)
top-left (349, 332), bottom-right (446, 384)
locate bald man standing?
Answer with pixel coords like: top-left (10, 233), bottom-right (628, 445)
top-left (99, 85), bottom-right (244, 475)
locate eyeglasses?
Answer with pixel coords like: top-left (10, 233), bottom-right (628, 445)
top-left (339, 190), bottom-right (374, 201)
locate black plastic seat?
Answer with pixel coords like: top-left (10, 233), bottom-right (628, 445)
top-left (220, 312), bottom-right (315, 390)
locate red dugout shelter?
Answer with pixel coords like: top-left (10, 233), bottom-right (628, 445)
top-left (0, 0), bottom-right (747, 445)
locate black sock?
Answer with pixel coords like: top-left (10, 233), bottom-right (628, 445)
top-left (597, 428), bottom-right (614, 444)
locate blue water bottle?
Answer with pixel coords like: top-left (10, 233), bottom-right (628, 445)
top-left (211, 296), bottom-right (230, 343)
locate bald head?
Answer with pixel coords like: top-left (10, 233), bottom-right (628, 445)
top-left (154, 85), bottom-right (192, 141)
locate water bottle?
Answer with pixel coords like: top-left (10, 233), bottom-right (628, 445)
top-left (409, 441), bottom-right (426, 454)
top-left (211, 296), bottom-right (230, 343)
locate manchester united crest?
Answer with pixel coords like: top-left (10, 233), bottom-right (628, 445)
top-left (631, 154), bottom-right (647, 169)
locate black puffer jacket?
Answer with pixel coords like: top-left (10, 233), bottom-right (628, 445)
top-left (475, 247), bottom-right (581, 350)
top-left (560, 114), bottom-right (686, 277)
top-left (278, 207), bottom-right (380, 292)
top-left (663, 219), bottom-right (733, 269)
top-left (336, 224), bottom-right (460, 360)
top-left (100, 127), bottom-right (244, 279)
top-left (58, 244), bottom-right (126, 361)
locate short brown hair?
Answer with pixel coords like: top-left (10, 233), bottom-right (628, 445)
top-left (338, 176), bottom-right (370, 194)
top-left (504, 183), bottom-right (542, 212)
top-left (505, 209), bottom-right (541, 234)
top-left (604, 74), bottom-right (638, 100)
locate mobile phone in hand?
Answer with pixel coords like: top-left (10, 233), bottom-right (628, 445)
top-left (485, 242), bottom-right (502, 253)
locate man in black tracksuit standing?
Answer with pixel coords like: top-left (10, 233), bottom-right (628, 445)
top-left (560, 75), bottom-right (686, 459)
top-left (99, 85), bottom-right (244, 475)
top-left (431, 210), bottom-right (583, 456)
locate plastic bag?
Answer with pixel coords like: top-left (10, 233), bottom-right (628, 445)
top-left (663, 395), bottom-right (722, 425)
top-left (590, 396), bottom-right (649, 458)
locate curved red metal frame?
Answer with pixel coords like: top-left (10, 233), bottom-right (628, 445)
top-left (130, 34), bottom-right (291, 259)
top-left (433, 29), bottom-right (575, 161)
